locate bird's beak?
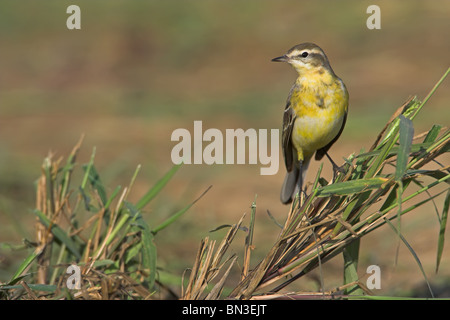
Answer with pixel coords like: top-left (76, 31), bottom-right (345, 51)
top-left (271, 54), bottom-right (288, 62)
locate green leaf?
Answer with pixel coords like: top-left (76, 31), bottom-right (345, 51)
top-left (395, 115), bottom-right (414, 181)
top-left (385, 219), bottom-right (434, 298)
top-left (317, 177), bottom-right (387, 197)
top-left (436, 190), bottom-right (450, 273)
top-left (102, 185), bottom-right (122, 226)
top-left (343, 239), bottom-right (363, 295)
top-left (84, 164), bottom-right (108, 206)
top-left (151, 185), bottom-right (212, 235)
top-left (81, 147), bottom-right (96, 190)
top-left (125, 242), bottom-right (143, 264)
top-left (356, 142), bottom-right (432, 159)
top-left (367, 123), bottom-right (401, 179)
top-left (377, 179), bottom-right (412, 221)
top-left (243, 196), bottom-right (257, 278)
top-left (0, 283), bottom-right (57, 293)
top-left (78, 186), bottom-right (95, 212)
top-left (92, 259), bottom-right (115, 268)
top-left (34, 210), bottom-right (81, 260)
top-left (8, 252), bottom-right (38, 285)
top-left (125, 202), bottom-right (157, 289)
top-left (410, 67), bottom-right (450, 121)
top-left (406, 169), bottom-right (450, 183)
top-left (423, 124), bottom-right (442, 143)
top-left (136, 164), bottom-right (181, 210)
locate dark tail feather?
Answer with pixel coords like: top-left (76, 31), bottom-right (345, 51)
top-left (280, 158), bottom-right (311, 204)
top-left (280, 166), bottom-right (299, 204)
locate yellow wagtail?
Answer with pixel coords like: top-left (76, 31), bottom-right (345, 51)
top-left (272, 43), bottom-right (348, 204)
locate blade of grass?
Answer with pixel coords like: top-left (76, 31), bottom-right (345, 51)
top-left (343, 239), bottom-right (362, 295)
top-left (8, 249), bottom-right (42, 285)
top-left (410, 67), bottom-right (450, 121)
top-left (34, 210), bottom-right (81, 260)
top-left (136, 164), bottom-right (181, 210)
top-left (0, 283), bottom-right (57, 293)
top-left (367, 131), bottom-right (398, 178)
top-left (395, 114), bottom-right (418, 263)
top-left (151, 185), bottom-right (212, 235)
top-left (85, 165), bottom-right (108, 207)
top-left (317, 177), bottom-right (387, 197)
top-left (395, 115), bottom-right (414, 181)
top-left (80, 147), bottom-right (96, 191)
top-left (385, 218), bottom-right (434, 298)
top-left (125, 202), bottom-right (157, 289)
top-left (423, 124), bottom-right (442, 144)
top-left (242, 196), bottom-right (257, 280)
top-left (436, 189), bottom-right (449, 273)
top-left (356, 142), bottom-right (433, 159)
top-left (59, 135), bottom-right (84, 201)
top-left (382, 98), bottom-right (420, 147)
top-left (393, 180), bottom-right (404, 266)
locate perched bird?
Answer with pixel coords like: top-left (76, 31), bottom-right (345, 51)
top-left (272, 43), bottom-right (348, 204)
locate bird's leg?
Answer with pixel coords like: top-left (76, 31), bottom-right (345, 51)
top-left (296, 160), bottom-right (308, 207)
top-left (325, 152), bottom-right (345, 181)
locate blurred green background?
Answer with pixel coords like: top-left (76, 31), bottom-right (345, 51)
top-left (0, 1), bottom-right (449, 296)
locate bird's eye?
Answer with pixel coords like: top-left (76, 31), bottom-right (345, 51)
top-left (301, 51), bottom-right (309, 58)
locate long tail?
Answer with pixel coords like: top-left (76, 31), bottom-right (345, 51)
top-left (280, 157), bottom-right (311, 204)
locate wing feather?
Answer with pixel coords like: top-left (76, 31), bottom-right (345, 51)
top-left (282, 101), bottom-right (297, 172)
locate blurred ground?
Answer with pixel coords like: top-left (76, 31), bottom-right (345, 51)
top-left (0, 1), bottom-right (449, 296)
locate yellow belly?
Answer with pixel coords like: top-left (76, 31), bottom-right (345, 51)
top-left (292, 110), bottom-right (345, 160)
top-left (289, 77), bottom-right (348, 161)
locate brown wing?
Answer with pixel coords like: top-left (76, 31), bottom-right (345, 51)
top-left (282, 101), bottom-right (297, 172)
top-left (315, 111), bottom-right (347, 160)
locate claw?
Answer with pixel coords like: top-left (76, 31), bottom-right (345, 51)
top-left (325, 152), bottom-right (346, 181)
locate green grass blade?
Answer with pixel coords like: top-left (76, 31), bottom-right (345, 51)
top-left (125, 202), bottom-right (157, 289)
top-left (375, 98), bottom-right (419, 151)
top-left (406, 169), bottom-right (450, 182)
top-left (317, 177), bottom-right (387, 197)
top-left (34, 210), bottom-right (81, 260)
top-left (81, 147), bottom-right (96, 190)
top-left (242, 196), bottom-right (257, 279)
top-left (379, 183), bottom-right (399, 213)
top-left (0, 283), bottom-right (57, 293)
top-left (59, 136), bottom-right (83, 202)
top-left (136, 164), bottom-right (181, 210)
top-left (410, 67), bottom-right (450, 121)
top-left (103, 185), bottom-right (122, 224)
top-left (8, 250), bottom-right (40, 285)
top-left (376, 173), bottom-right (450, 220)
top-left (423, 124), bottom-right (442, 143)
top-left (385, 218), bottom-right (434, 298)
top-left (365, 101), bottom-right (420, 179)
top-left (84, 164), bottom-right (108, 206)
top-left (356, 142), bottom-right (432, 159)
top-left (395, 115), bottom-right (414, 181)
top-left (343, 239), bottom-right (362, 295)
top-left (394, 180), bottom-right (404, 265)
top-left (125, 243), bottom-right (143, 264)
top-left (152, 185), bottom-right (212, 235)
top-left (436, 189), bottom-right (450, 273)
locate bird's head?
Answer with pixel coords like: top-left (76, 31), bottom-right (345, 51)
top-left (272, 42), bottom-right (335, 76)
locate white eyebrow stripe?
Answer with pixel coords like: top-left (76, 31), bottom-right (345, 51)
top-left (288, 48), bottom-right (323, 58)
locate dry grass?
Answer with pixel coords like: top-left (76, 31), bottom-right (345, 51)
top-left (180, 70), bottom-right (450, 300)
top-left (0, 69), bottom-right (449, 300)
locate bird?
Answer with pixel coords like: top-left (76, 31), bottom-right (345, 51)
top-left (272, 42), bottom-right (348, 204)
